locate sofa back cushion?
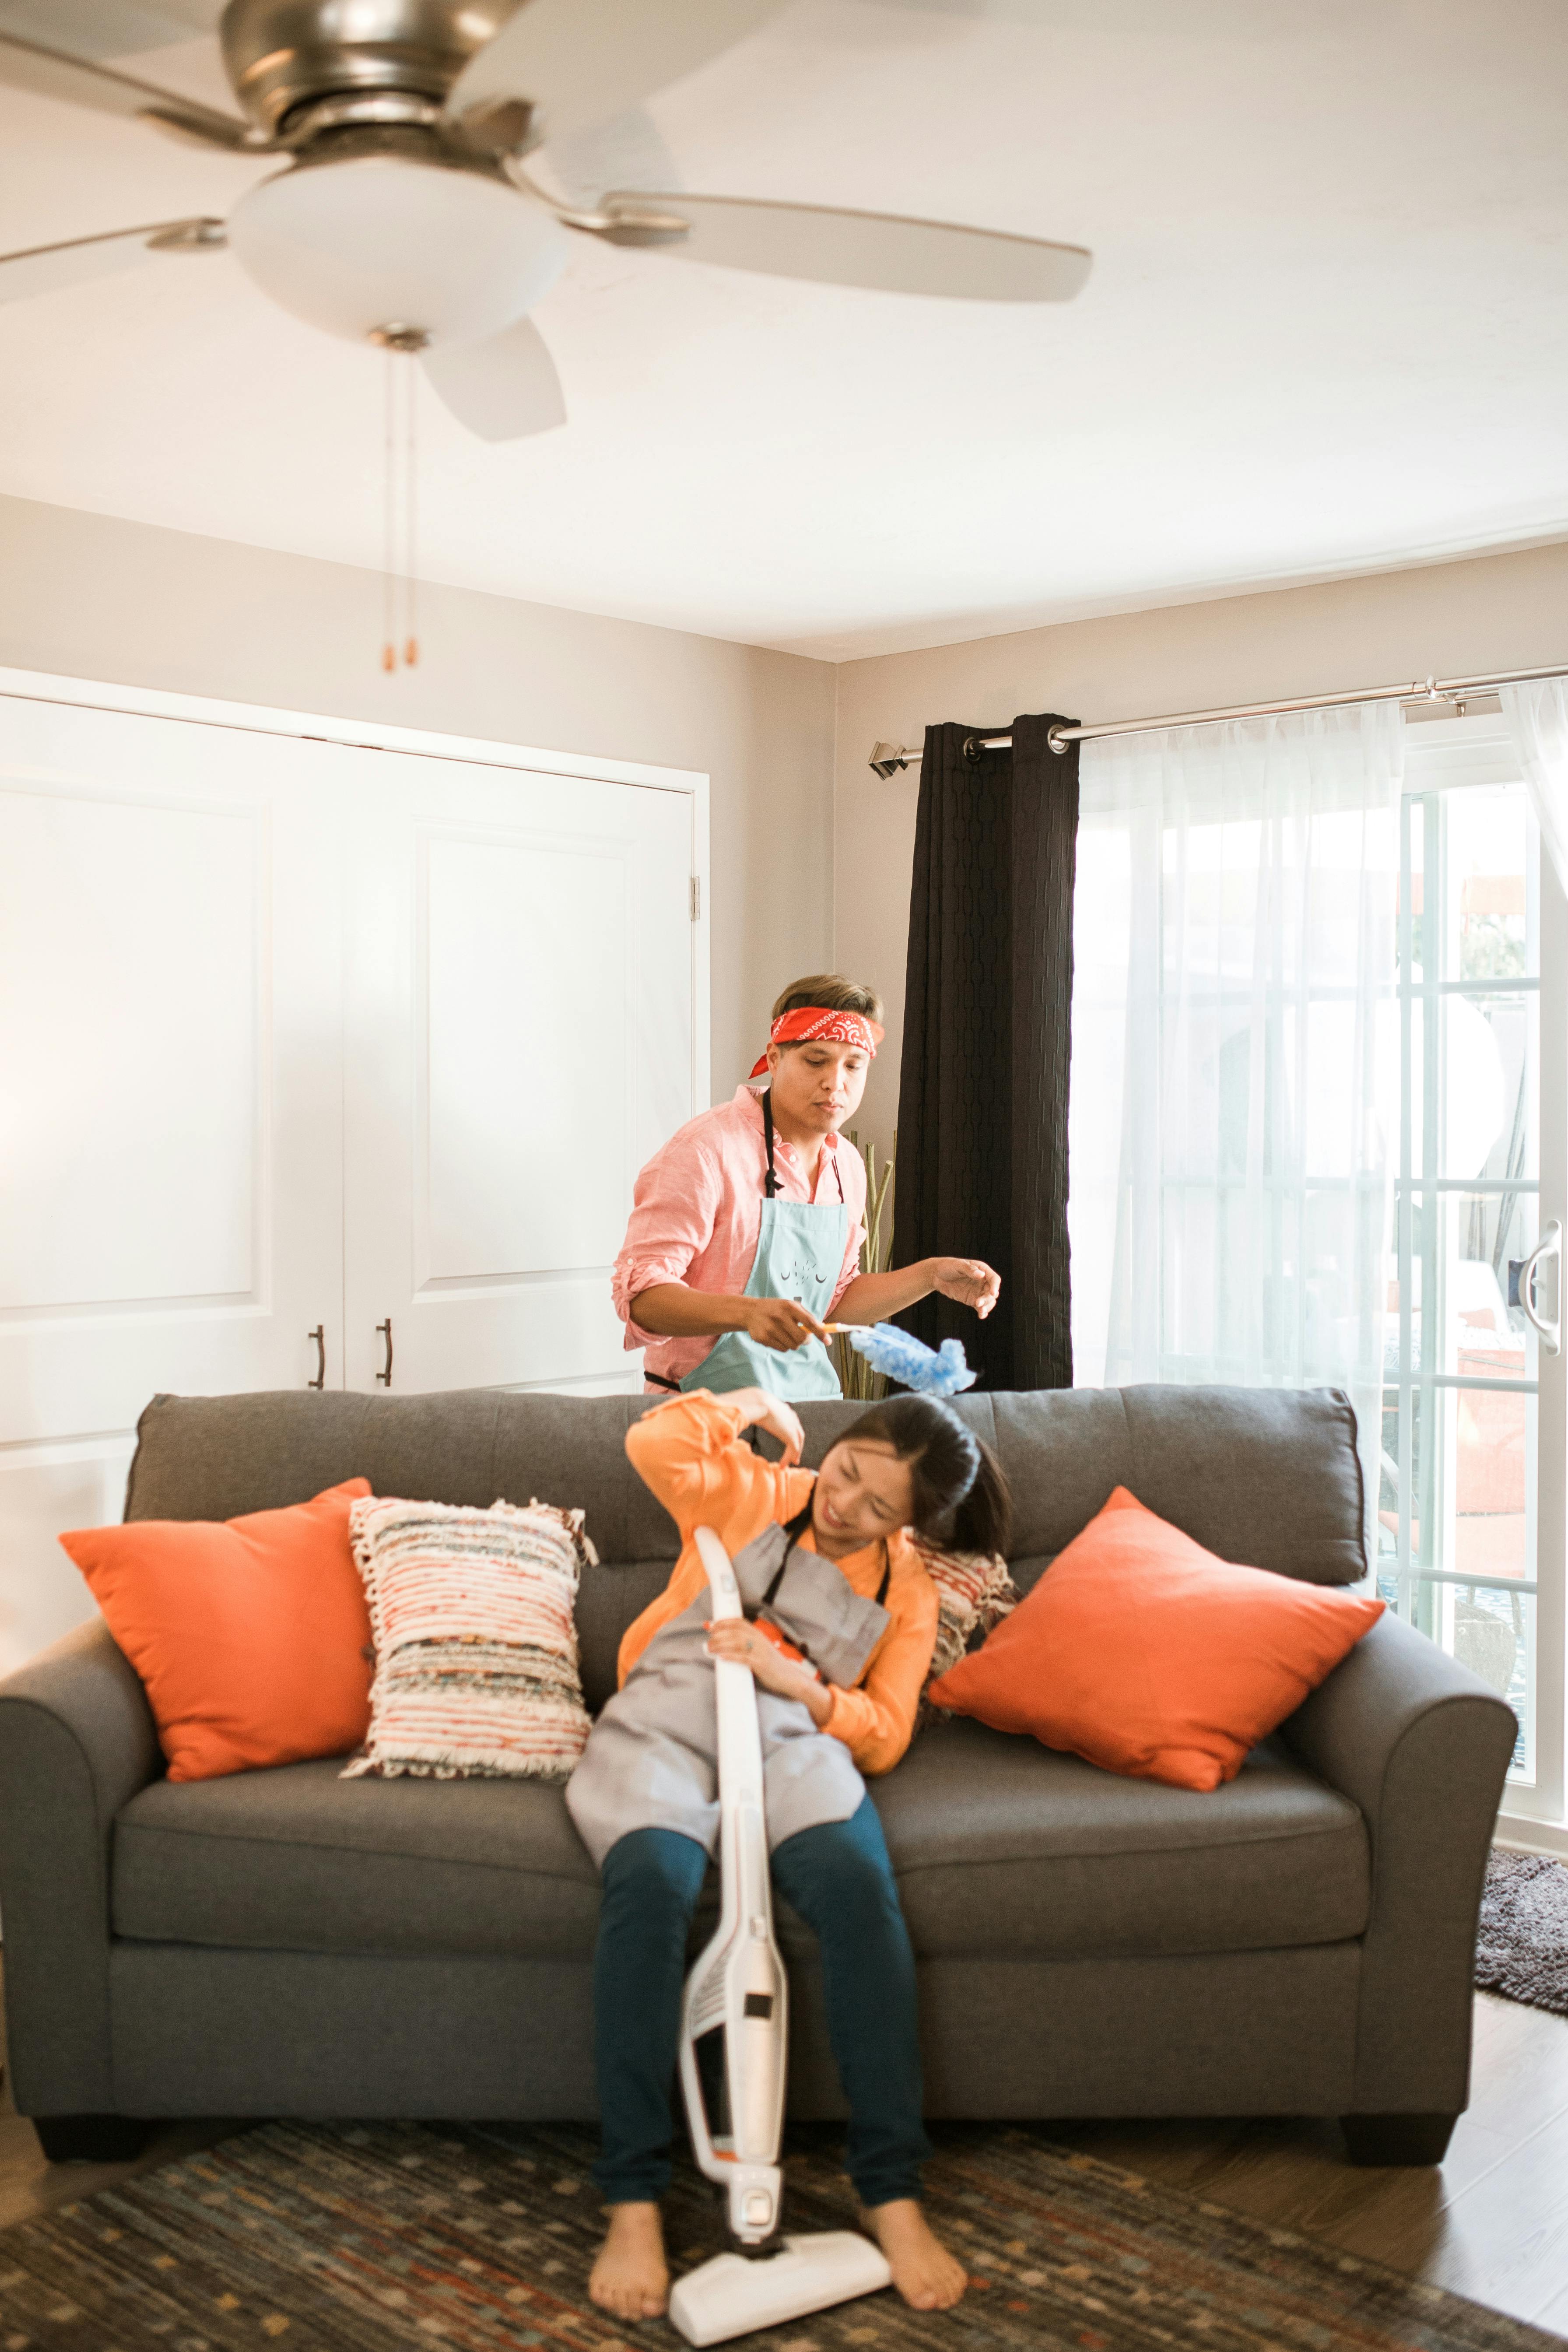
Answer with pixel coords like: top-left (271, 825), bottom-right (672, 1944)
top-left (124, 1381), bottom-right (1366, 1713)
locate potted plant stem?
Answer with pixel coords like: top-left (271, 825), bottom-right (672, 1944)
top-left (831, 1131), bottom-right (895, 1401)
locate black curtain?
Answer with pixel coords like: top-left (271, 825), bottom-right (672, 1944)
top-left (892, 713), bottom-right (1080, 1391)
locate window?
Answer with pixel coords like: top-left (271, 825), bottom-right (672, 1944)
top-left (1382, 717), bottom-right (1562, 1803)
top-left (1071, 706), bottom-right (1568, 1827)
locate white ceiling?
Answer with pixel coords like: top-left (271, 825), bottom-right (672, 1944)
top-left (0, 0), bottom-right (1566, 660)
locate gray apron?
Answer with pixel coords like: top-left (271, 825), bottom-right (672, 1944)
top-left (566, 1520), bottom-right (891, 1870)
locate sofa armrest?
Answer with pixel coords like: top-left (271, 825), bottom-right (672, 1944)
top-left (1281, 1610), bottom-right (1516, 2116)
top-left (0, 1618), bottom-right (161, 2115)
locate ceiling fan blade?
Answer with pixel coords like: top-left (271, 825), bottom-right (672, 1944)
top-left (0, 4), bottom-right (224, 50)
top-left (532, 104), bottom-right (684, 212)
top-left (0, 215), bottom-right (224, 305)
top-left (0, 28), bottom-right (253, 144)
top-left (448, 0), bottom-right (787, 145)
top-left (421, 317), bottom-right (567, 442)
top-left (593, 192), bottom-right (1092, 302)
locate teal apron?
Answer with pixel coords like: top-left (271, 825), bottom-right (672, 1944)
top-left (655, 1093), bottom-right (848, 1402)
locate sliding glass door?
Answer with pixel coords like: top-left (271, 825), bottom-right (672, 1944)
top-left (1382, 716), bottom-right (1566, 1825)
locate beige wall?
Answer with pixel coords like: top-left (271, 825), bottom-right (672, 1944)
top-left (11, 495), bottom-right (1567, 1151)
top-left (0, 493), bottom-right (836, 1102)
top-left (834, 538), bottom-right (1568, 1156)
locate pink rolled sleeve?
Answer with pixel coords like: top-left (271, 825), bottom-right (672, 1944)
top-left (611, 1134), bottom-right (728, 1350)
top-left (611, 1088), bottom-right (866, 1387)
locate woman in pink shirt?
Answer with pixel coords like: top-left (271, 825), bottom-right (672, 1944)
top-left (611, 973), bottom-right (1000, 1399)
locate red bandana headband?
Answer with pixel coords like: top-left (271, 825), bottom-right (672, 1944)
top-left (748, 1006), bottom-right (884, 1081)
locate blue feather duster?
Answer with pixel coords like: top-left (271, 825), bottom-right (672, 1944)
top-left (842, 1323), bottom-right (976, 1397)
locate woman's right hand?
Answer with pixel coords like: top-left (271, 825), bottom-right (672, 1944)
top-left (730, 1386), bottom-right (805, 1466)
top-left (741, 1296), bottom-right (831, 1356)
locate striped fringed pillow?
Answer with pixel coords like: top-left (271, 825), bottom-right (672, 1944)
top-left (342, 1495), bottom-right (596, 1780)
top-left (912, 1537), bottom-right (1020, 1731)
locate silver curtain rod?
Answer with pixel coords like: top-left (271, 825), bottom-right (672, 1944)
top-left (866, 660), bottom-right (1568, 776)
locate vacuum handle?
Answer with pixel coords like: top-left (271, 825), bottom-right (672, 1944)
top-left (695, 1524), bottom-right (744, 1621)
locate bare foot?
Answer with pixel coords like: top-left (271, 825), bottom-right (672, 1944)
top-left (864, 2198), bottom-right (968, 2311)
top-left (589, 2201), bottom-right (669, 2321)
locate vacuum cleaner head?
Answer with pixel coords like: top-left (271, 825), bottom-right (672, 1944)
top-left (670, 2233), bottom-right (894, 2347)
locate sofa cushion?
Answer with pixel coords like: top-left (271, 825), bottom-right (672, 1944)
top-left (575, 1560), bottom-right (682, 1713)
top-left (123, 1378), bottom-right (1366, 1650)
top-left (787, 1387), bottom-right (1366, 1586)
top-left (112, 1758), bottom-right (602, 1960)
top-left (868, 1717), bottom-right (1369, 1959)
top-left (125, 1390), bottom-right (679, 1557)
top-left (112, 1716), bottom-right (1367, 1966)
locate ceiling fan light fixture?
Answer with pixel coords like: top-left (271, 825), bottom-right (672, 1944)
top-left (226, 152), bottom-right (568, 347)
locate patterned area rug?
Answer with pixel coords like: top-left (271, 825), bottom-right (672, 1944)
top-left (1477, 1850), bottom-right (1568, 2018)
top-left (1, 2119), bottom-right (1561, 2352)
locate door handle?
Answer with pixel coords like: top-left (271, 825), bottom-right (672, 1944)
top-left (375, 1318), bottom-right (394, 1387)
top-left (1518, 1220), bottom-right (1561, 1357)
top-left (307, 1325), bottom-right (326, 1390)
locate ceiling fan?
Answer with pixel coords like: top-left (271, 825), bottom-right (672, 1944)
top-left (0, 0), bottom-right (1093, 441)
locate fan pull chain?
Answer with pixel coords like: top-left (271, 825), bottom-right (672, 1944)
top-left (382, 345), bottom-right (398, 673)
top-left (379, 342), bottom-right (421, 673)
top-left (403, 353), bottom-right (418, 668)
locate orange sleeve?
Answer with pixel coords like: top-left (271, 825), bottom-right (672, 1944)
top-left (617, 1391), bottom-right (809, 1685)
top-left (822, 1562), bottom-right (939, 1777)
top-left (623, 1390), bottom-right (785, 1542)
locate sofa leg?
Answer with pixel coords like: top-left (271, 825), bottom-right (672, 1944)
top-left (1341, 2112), bottom-right (1458, 2167)
top-left (32, 2115), bottom-right (151, 2164)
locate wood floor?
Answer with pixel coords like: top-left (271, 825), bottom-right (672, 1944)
top-left (2, 1982), bottom-right (1566, 2337)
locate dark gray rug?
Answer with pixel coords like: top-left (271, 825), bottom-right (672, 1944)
top-left (1477, 1849), bottom-right (1568, 2016)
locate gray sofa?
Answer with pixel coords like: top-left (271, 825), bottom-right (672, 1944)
top-left (0, 1383), bottom-right (1516, 2170)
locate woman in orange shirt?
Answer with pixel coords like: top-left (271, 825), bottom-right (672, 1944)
top-left (569, 1384), bottom-right (1011, 2326)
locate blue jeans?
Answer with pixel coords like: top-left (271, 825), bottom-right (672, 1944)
top-left (592, 1797), bottom-right (929, 2210)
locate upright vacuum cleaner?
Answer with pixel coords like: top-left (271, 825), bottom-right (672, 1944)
top-left (666, 1525), bottom-right (894, 2348)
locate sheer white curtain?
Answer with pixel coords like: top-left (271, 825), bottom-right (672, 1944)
top-left (1500, 675), bottom-right (1568, 892)
top-left (1068, 703), bottom-right (1404, 1497)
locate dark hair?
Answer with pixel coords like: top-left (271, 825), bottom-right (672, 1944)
top-left (771, 972), bottom-right (886, 1026)
top-left (833, 1394), bottom-right (1012, 1559)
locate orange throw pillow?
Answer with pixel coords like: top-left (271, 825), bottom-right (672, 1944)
top-left (928, 1485), bottom-right (1383, 1791)
top-left (61, 1479), bottom-right (374, 1783)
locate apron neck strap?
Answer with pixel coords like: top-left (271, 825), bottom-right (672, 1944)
top-left (761, 1091), bottom-right (846, 1205)
top-left (783, 1493), bottom-right (814, 1547)
top-left (783, 1494), bottom-right (893, 1608)
top-left (762, 1090), bottom-right (782, 1198)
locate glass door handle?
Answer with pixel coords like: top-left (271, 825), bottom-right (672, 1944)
top-left (1519, 1220), bottom-right (1562, 1356)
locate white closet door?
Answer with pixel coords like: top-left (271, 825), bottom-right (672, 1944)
top-left (0, 692), bottom-right (347, 1674)
top-left (343, 750), bottom-right (695, 1395)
